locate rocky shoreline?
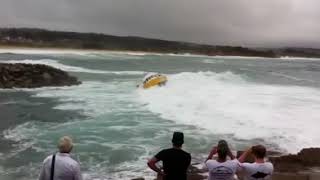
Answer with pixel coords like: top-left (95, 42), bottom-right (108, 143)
top-left (132, 148), bottom-right (320, 180)
top-left (0, 63), bottom-right (81, 88)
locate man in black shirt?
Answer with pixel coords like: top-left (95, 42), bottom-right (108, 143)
top-left (147, 132), bottom-right (191, 180)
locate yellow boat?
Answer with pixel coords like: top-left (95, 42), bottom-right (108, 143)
top-left (143, 74), bottom-right (167, 89)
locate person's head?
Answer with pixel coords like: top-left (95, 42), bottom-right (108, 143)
top-left (58, 136), bottom-right (74, 153)
top-left (172, 132), bottom-right (184, 147)
top-left (252, 145), bottom-right (266, 159)
top-left (217, 140), bottom-right (229, 160)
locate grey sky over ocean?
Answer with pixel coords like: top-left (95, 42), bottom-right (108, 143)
top-left (1, 0), bottom-right (320, 47)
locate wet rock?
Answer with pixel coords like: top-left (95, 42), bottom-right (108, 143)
top-left (0, 63), bottom-right (81, 88)
top-left (298, 148), bottom-right (320, 166)
top-left (269, 148), bottom-right (320, 172)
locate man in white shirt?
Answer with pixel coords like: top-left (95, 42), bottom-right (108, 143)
top-left (238, 145), bottom-right (273, 180)
top-left (39, 136), bottom-right (82, 180)
top-left (205, 140), bottom-right (239, 180)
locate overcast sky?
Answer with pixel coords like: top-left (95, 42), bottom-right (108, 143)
top-left (1, 0), bottom-right (320, 48)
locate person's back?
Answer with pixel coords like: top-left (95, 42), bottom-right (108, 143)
top-left (147, 132), bottom-right (191, 180)
top-left (241, 162), bottom-right (273, 180)
top-left (205, 140), bottom-right (239, 180)
top-left (238, 145), bottom-right (273, 180)
top-left (39, 136), bottom-right (82, 180)
top-left (155, 148), bottom-right (191, 179)
top-left (206, 159), bottom-right (239, 180)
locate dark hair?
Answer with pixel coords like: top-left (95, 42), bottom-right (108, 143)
top-left (172, 132), bottom-right (184, 147)
top-left (252, 145), bottom-right (266, 159)
top-left (217, 140), bottom-right (229, 160)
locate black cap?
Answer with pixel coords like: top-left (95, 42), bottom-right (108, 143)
top-left (172, 132), bottom-right (184, 145)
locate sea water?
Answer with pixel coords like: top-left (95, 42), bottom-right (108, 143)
top-left (1, 50), bottom-right (320, 179)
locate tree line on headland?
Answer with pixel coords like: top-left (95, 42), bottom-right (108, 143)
top-left (1, 28), bottom-right (320, 58)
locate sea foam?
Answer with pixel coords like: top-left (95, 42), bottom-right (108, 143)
top-left (137, 71), bottom-right (320, 152)
top-left (0, 59), bottom-right (146, 75)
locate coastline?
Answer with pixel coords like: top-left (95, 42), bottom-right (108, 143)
top-left (2, 46), bottom-right (320, 61)
top-left (0, 45), bottom-right (272, 59)
top-left (2, 28), bottom-right (320, 59)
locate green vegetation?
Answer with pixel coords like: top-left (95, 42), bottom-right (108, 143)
top-left (1, 28), bottom-right (320, 58)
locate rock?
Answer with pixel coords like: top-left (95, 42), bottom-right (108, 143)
top-left (151, 164), bottom-right (207, 180)
top-left (0, 63), bottom-right (81, 88)
top-left (298, 148), bottom-right (320, 166)
top-left (187, 164), bottom-right (207, 180)
top-left (272, 172), bottom-right (309, 180)
top-left (269, 148), bottom-right (320, 173)
top-left (42, 72), bottom-right (52, 81)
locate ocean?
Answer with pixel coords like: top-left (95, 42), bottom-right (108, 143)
top-left (1, 49), bottom-right (320, 180)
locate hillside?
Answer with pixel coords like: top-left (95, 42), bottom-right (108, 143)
top-left (0, 28), bottom-right (276, 57)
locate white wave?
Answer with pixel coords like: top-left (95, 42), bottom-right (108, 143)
top-left (151, 53), bottom-right (269, 60)
top-left (0, 100), bottom-right (44, 106)
top-left (270, 72), bottom-right (315, 83)
top-left (137, 71), bottom-right (320, 152)
top-left (280, 56), bottom-right (320, 61)
top-left (124, 52), bottom-right (148, 56)
top-left (0, 48), bottom-right (273, 60)
top-left (0, 48), bottom-right (154, 58)
top-left (32, 81), bottom-right (143, 116)
top-left (3, 122), bottom-right (39, 142)
top-left (202, 59), bottom-right (225, 64)
top-left (0, 59), bottom-right (146, 75)
top-left (0, 48), bottom-right (91, 55)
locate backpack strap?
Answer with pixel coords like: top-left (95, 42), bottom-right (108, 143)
top-left (50, 154), bottom-right (56, 180)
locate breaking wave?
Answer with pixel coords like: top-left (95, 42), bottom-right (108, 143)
top-left (0, 59), bottom-right (146, 75)
top-left (137, 71), bottom-right (320, 152)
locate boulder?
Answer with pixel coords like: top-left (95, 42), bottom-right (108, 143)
top-left (0, 63), bottom-right (81, 88)
top-left (269, 148), bottom-right (320, 172)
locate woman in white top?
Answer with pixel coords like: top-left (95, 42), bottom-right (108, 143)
top-left (205, 140), bottom-right (240, 180)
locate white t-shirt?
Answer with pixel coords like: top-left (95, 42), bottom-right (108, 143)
top-left (39, 153), bottom-right (82, 180)
top-left (205, 159), bottom-right (240, 180)
top-left (240, 162), bottom-right (273, 180)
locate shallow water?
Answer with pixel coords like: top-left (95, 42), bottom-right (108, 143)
top-left (1, 50), bottom-right (320, 179)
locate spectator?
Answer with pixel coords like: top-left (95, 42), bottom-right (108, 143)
top-left (238, 145), bottom-right (273, 180)
top-left (205, 140), bottom-right (239, 180)
top-left (147, 132), bottom-right (191, 180)
top-left (39, 136), bottom-right (82, 180)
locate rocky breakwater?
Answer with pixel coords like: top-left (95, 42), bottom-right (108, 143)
top-left (269, 148), bottom-right (320, 180)
top-left (0, 63), bottom-right (81, 88)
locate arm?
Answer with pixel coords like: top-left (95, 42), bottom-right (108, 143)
top-left (187, 154), bottom-right (191, 169)
top-left (206, 146), bottom-right (217, 162)
top-left (238, 147), bottom-right (252, 163)
top-left (227, 147), bottom-right (235, 160)
top-left (38, 163), bottom-right (46, 180)
top-left (147, 157), bottom-right (165, 176)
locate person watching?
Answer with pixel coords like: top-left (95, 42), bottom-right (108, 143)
top-left (147, 132), bottom-right (191, 180)
top-left (39, 136), bottom-right (82, 180)
top-left (205, 140), bottom-right (239, 180)
top-left (238, 145), bottom-right (273, 180)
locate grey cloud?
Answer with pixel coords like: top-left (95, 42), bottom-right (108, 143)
top-left (1, 0), bottom-right (320, 47)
